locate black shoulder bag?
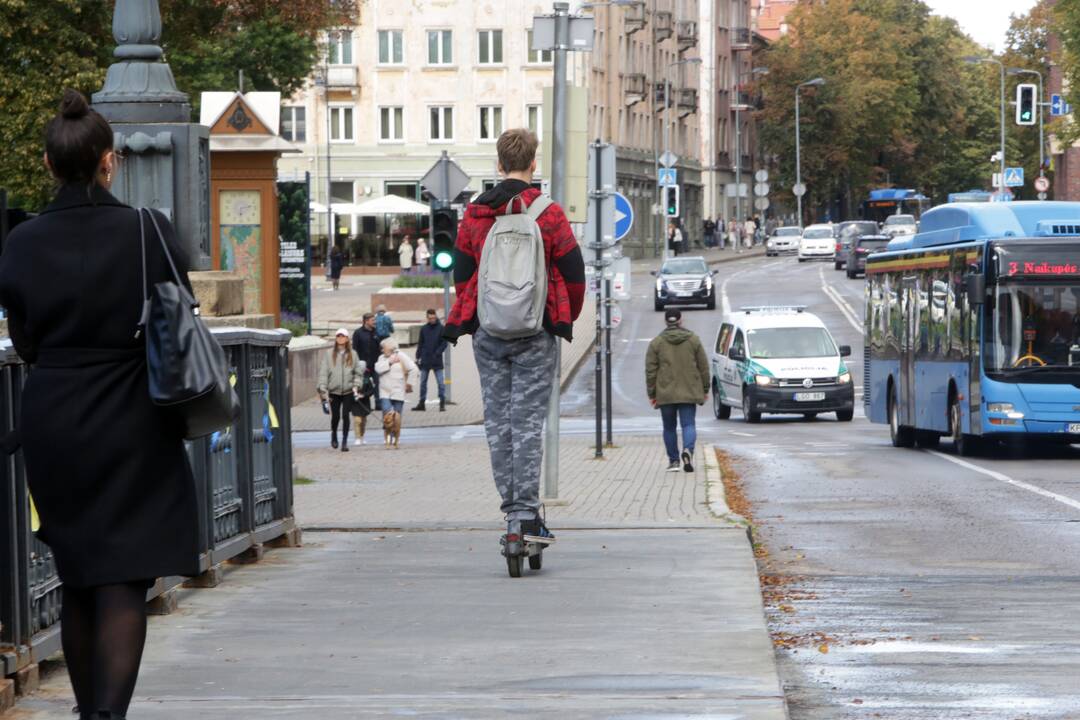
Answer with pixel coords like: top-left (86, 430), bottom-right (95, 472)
top-left (137, 209), bottom-right (241, 439)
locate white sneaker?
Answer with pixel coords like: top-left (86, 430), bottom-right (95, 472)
top-left (355, 438), bottom-right (363, 446)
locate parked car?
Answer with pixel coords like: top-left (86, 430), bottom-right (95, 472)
top-left (845, 234), bottom-right (891, 278)
top-left (834, 221), bottom-right (880, 270)
top-left (651, 256), bottom-right (718, 311)
top-left (797, 224), bottom-right (835, 262)
top-left (882, 214), bottom-right (918, 237)
top-left (710, 306), bottom-right (855, 422)
top-left (766, 226), bottom-right (802, 256)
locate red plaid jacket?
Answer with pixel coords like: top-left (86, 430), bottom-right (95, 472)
top-left (444, 183), bottom-right (585, 343)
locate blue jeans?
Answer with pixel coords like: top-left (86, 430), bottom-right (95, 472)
top-left (379, 398), bottom-right (405, 414)
top-left (419, 367), bottom-right (445, 402)
top-left (660, 403), bottom-right (697, 462)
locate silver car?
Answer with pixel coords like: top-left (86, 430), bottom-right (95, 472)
top-left (766, 226), bottom-right (802, 256)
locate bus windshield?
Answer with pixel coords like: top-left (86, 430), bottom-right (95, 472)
top-left (986, 283), bottom-right (1080, 374)
top-left (747, 327), bottom-right (838, 359)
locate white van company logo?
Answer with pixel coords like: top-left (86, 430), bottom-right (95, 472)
top-left (803, 378), bottom-right (814, 389)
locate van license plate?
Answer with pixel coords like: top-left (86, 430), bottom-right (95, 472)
top-left (1068, 423), bottom-right (1080, 434)
top-left (794, 392), bottom-right (826, 402)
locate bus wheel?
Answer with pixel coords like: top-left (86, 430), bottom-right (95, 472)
top-left (950, 397), bottom-right (980, 457)
top-left (889, 388), bottom-right (914, 448)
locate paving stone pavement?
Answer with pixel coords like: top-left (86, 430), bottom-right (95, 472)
top-left (293, 434), bottom-right (712, 529)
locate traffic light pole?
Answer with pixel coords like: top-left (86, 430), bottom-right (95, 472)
top-left (439, 155), bottom-right (453, 403)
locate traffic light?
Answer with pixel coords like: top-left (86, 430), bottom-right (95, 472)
top-left (663, 185), bottom-right (680, 217)
top-left (1016, 83), bottom-right (1037, 126)
top-left (430, 203), bottom-right (457, 272)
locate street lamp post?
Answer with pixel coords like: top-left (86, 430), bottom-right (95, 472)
top-left (734, 66), bottom-right (769, 233)
top-left (966, 56), bottom-right (1007, 199)
top-left (795, 77), bottom-right (825, 228)
top-left (1009, 67), bottom-right (1046, 183)
top-left (663, 56), bottom-right (702, 259)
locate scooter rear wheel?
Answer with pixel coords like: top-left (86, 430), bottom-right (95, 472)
top-left (529, 550), bottom-right (543, 570)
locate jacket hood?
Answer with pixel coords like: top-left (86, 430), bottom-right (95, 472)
top-left (465, 179), bottom-right (535, 219)
top-left (659, 327), bottom-right (693, 345)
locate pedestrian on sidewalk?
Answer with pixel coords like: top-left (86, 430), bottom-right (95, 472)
top-left (668, 220), bottom-right (685, 256)
top-left (329, 244), bottom-right (345, 290)
top-left (444, 127), bottom-right (586, 547)
top-left (744, 217), bottom-right (757, 248)
top-left (0, 90), bottom-right (202, 720)
top-left (413, 308), bottom-right (448, 412)
top-left (352, 313), bottom-right (381, 443)
top-left (415, 236), bottom-right (431, 270)
top-left (703, 217), bottom-right (716, 248)
top-left (375, 338), bottom-right (418, 415)
top-left (645, 309), bottom-right (709, 473)
top-left (318, 329), bottom-right (364, 451)
top-left (717, 216), bottom-right (726, 249)
top-left (730, 222), bottom-right (742, 253)
top-left (374, 304), bottom-right (394, 343)
top-left (398, 235), bottom-right (414, 275)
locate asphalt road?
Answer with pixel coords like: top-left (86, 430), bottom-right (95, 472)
top-left (562, 251), bottom-right (1080, 719)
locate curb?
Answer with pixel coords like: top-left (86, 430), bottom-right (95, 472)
top-left (704, 444), bottom-right (753, 535)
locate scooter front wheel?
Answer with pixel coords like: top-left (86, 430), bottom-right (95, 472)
top-left (507, 554), bottom-right (523, 578)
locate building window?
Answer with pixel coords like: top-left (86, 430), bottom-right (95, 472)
top-left (328, 31), bottom-right (352, 65)
top-left (330, 181), bottom-right (354, 204)
top-left (430, 106), bottom-right (454, 141)
top-left (427, 30), bottom-right (453, 65)
top-left (378, 30), bottom-right (404, 65)
top-left (379, 106), bottom-right (404, 141)
top-left (526, 30), bottom-right (552, 64)
top-left (478, 106), bottom-right (503, 141)
top-left (477, 29), bottom-right (503, 64)
top-left (526, 104), bottom-right (542, 136)
top-left (329, 106), bottom-right (354, 142)
top-left (282, 106), bottom-right (306, 143)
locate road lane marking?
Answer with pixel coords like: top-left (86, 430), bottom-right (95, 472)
top-left (729, 431), bottom-right (756, 437)
top-left (720, 274), bottom-right (733, 314)
top-left (928, 450), bottom-right (1080, 513)
top-left (819, 266), bottom-right (864, 335)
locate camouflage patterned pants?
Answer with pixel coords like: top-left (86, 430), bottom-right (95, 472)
top-left (473, 328), bottom-right (557, 520)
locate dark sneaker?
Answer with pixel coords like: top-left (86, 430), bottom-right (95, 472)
top-left (331, 436), bottom-right (339, 449)
top-left (681, 449), bottom-right (694, 473)
top-left (666, 460), bottom-right (681, 472)
top-left (522, 516), bottom-right (556, 545)
top-left (341, 445), bottom-right (350, 452)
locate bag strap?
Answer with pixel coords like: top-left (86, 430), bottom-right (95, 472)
top-left (134, 208), bottom-right (198, 338)
top-left (504, 194), bottom-right (529, 216)
top-left (526, 195), bottom-right (553, 222)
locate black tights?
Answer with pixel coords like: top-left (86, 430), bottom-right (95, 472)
top-left (330, 393), bottom-right (351, 443)
top-left (61, 582), bottom-right (149, 719)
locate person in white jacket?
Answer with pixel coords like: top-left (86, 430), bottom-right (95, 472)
top-left (374, 337), bottom-right (419, 415)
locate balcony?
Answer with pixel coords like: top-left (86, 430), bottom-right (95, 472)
top-left (678, 88), bottom-right (698, 116)
top-left (624, 73), bottom-right (647, 105)
top-left (730, 91), bottom-right (754, 111)
top-left (326, 65), bottom-right (358, 88)
top-left (655, 11), bottom-right (673, 42)
top-left (731, 27), bottom-right (752, 50)
top-left (623, 1), bottom-right (647, 35)
top-left (677, 21), bottom-right (698, 51)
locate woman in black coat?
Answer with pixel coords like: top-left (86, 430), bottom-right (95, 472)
top-left (0, 91), bottom-right (200, 720)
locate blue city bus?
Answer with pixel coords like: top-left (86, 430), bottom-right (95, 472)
top-left (861, 188), bottom-right (928, 224)
top-left (946, 190), bottom-right (993, 204)
top-left (865, 202), bottom-right (1080, 454)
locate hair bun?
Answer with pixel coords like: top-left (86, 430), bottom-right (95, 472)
top-left (59, 89), bottom-right (90, 120)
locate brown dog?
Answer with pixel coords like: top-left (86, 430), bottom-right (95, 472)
top-left (383, 410), bottom-right (402, 448)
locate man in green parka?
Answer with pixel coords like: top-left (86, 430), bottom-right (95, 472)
top-left (646, 309), bottom-right (710, 472)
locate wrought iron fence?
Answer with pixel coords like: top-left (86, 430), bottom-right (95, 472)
top-left (0, 328), bottom-right (295, 679)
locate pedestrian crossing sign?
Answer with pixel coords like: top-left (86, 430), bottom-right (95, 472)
top-left (1004, 167), bottom-right (1024, 187)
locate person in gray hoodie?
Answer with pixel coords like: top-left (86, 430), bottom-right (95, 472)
top-left (645, 309), bottom-right (710, 473)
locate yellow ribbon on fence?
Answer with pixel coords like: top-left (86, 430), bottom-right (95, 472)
top-left (29, 493), bottom-right (40, 533)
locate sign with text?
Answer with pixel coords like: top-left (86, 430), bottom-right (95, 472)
top-left (278, 179), bottom-right (312, 334)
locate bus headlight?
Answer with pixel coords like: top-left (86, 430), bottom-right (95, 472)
top-left (988, 402), bottom-right (1024, 419)
top-left (838, 372), bottom-right (852, 384)
top-left (754, 374), bottom-right (775, 386)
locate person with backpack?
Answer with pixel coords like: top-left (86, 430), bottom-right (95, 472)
top-left (374, 304), bottom-right (394, 343)
top-left (413, 308), bottom-right (448, 412)
top-left (645, 309), bottom-right (709, 473)
top-left (444, 128), bottom-right (585, 556)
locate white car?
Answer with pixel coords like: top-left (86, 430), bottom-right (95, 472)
top-left (710, 306), bottom-right (855, 423)
top-left (766, 226), bottom-right (802, 255)
top-left (883, 214), bottom-right (918, 237)
top-left (798, 224), bottom-right (835, 262)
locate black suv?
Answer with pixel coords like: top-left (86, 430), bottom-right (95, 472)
top-left (834, 221), bottom-right (880, 270)
top-left (846, 235), bottom-right (891, 277)
top-left (652, 256), bottom-right (718, 311)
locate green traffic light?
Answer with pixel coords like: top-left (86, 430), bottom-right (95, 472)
top-left (434, 250), bottom-right (454, 271)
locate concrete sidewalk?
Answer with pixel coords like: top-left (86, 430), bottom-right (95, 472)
top-left (11, 438), bottom-right (788, 719)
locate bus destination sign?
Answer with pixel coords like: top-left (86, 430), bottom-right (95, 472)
top-left (1003, 253), bottom-right (1080, 278)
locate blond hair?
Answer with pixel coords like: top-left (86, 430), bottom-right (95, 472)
top-left (497, 128), bottom-right (539, 174)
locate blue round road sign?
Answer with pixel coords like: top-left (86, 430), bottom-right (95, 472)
top-left (614, 192), bottom-right (634, 241)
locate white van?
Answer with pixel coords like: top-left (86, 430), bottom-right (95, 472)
top-left (710, 306), bottom-right (855, 423)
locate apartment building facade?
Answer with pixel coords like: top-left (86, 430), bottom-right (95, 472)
top-left (277, 1), bottom-right (559, 250)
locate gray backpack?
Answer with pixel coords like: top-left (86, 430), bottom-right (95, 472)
top-left (477, 194), bottom-right (552, 339)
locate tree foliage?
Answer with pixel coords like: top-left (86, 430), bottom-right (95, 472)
top-left (757, 0), bottom-right (1013, 221)
top-left (0, 0), bottom-right (359, 209)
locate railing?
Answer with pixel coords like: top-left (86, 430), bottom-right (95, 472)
top-left (326, 65), bottom-right (358, 87)
top-left (677, 21), bottom-right (698, 50)
top-left (0, 328), bottom-right (295, 680)
top-left (624, 73), bottom-right (647, 105)
top-left (655, 11), bottom-right (673, 41)
top-left (731, 91), bottom-right (754, 111)
top-left (731, 27), bottom-right (752, 49)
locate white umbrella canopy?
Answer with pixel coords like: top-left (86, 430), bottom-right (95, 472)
top-left (351, 194), bottom-right (430, 215)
